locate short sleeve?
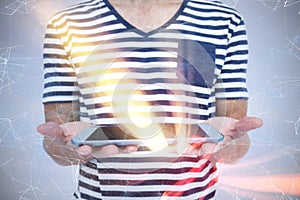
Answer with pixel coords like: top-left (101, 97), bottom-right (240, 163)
top-left (42, 20), bottom-right (79, 104)
top-left (215, 18), bottom-right (249, 99)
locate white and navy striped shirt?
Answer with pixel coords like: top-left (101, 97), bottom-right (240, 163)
top-left (43, 0), bottom-right (249, 199)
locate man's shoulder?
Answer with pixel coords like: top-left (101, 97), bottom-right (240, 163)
top-left (187, 0), bottom-right (243, 19)
top-left (48, 0), bottom-right (103, 24)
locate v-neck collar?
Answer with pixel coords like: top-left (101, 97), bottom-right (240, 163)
top-left (103, 0), bottom-right (188, 37)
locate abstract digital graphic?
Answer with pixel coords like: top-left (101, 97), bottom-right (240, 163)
top-left (0, 0), bottom-right (299, 199)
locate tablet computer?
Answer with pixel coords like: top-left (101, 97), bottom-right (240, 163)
top-left (71, 123), bottom-right (224, 147)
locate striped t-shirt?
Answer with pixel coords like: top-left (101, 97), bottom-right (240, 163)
top-left (42, 0), bottom-right (249, 199)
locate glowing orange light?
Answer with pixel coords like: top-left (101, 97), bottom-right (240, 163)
top-left (220, 174), bottom-right (300, 196)
top-left (218, 150), bottom-right (300, 198)
top-left (98, 67), bottom-right (173, 152)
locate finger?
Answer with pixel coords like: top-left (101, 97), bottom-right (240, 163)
top-left (78, 145), bottom-right (93, 157)
top-left (77, 145), bottom-right (93, 162)
top-left (119, 145), bottom-right (139, 153)
top-left (37, 122), bottom-right (64, 139)
top-left (233, 117), bottom-right (263, 133)
top-left (92, 145), bottom-right (119, 158)
top-left (185, 142), bottom-right (217, 157)
top-left (185, 143), bottom-right (201, 155)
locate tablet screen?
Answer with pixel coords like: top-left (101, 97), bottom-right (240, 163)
top-left (85, 124), bottom-right (215, 141)
top-left (86, 127), bottom-right (137, 141)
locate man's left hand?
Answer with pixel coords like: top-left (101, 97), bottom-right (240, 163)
top-left (185, 116), bottom-right (263, 164)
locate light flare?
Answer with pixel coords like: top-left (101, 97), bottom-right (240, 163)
top-left (219, 174), bottom-right (300, 196)
top-left (99, 69), bottom-right (185, 152)
top-left (218, 149), bottom-right (300, 198)
top-left (81, 49), bottom-right (194, 153)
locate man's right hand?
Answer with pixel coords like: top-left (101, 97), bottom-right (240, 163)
top-left (37, 122), bottom-right (138, 166)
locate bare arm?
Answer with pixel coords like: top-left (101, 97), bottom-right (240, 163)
top-left (44, 102), bottom-right (80, 124)
top-left (209, 99), bottom-right (252, 164)
top-left (38, 102), bottom-right (136, 165)
top-left (215, 99), bottom-right (248, 120)
top-left (40, 102), bottom-right (93, 166)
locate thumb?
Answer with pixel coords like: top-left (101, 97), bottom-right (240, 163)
top-left (37, 122), bottom-right (64, 138)
top-left (234, 117), bottom-right (263, 133)
top-left (78, 145), bottom-right (93, 157)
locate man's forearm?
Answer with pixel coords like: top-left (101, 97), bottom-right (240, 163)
top-left (42, 102), bottom-right (80, 165)
top-left (44, 102), bottom-right (80, 124)
top-left (213, 99), bottom-right (250, 164)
